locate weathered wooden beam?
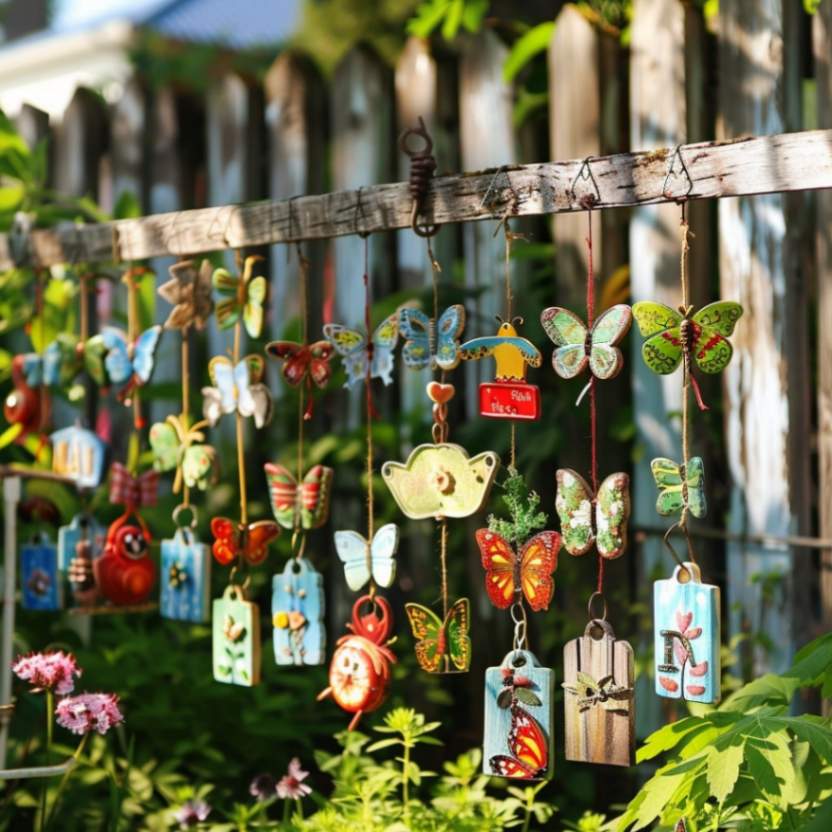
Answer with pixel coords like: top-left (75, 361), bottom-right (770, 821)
top-left (4, 127), bottom-right (832, 269)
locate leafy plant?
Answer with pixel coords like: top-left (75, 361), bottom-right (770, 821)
top-left (611, 631), bottom-right (832, 831)
top-left (487, 466), bottom-right (548, 544)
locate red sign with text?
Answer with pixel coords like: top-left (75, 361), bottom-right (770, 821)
top-left (478, 382), bottom-right (541, 421)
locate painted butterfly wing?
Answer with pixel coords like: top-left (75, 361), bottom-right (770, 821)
top-left (212, 267), bottom-right (241, 330)
top-left (632, 301), bottom-right (682, 336)
top-left (405, 602), bottom-right (444, 672)
top-left (692, 301), bottom-right (743, 337)
top-left (518, 531), bottom-right (560, 612)
top-left (21, 353), bottom-right (43, 387)
top-left (149, 421), bottom-right (181, 472)
top-left (131, 325), bottom-right (162, 384)
top-left (307, 340), bottom-right (334, 389)
top-left (181, 444), bottom-right (217, 490)
top-left (399, 308), bottom-right (432, 370)
top-left (489, 704), bottom-right (548, 779)
top-left (323, 324), bottom-right (368, 388)
top-left (371, 313), bottom-right (400, 385)
top-left (243, 275), bottom-right (267, 338)
top-left (434, 304), bottom-right (466, 370)
top-left (650, 457), bottom-right (686, 516)
top-left (476, 529), bottom-right (516, 609)
top-left (300, 464), bottom-right (334, 529)
top-left (210, 516), bottom-right (239, 566)
top-left (540, 306), bottom-right (589, 379)
top-left (595, 472), bottom-right (630, 559)
top-left (555, 468), bottom-right (595, 556)
top-left (83, 337), bottom-right (108, 386)
top-left (641, 327), bottom-right (684, 375)
top-left (685, 456), bottom-right (707, 519)
top-left (689, 300), bottom-right (743, 375)
top-left (588, 304), bottom-right (632, 380)
top-left (43, 335), bottom-right (76, 386)
top-left (99, 327), bottom-right (133, 385)
top-left (369, 522), bottom-right (399, 588)
top-left (445, 596), bottom-right (471, 671)
top-left (264, 462), bottom-right (299, 529)
top-left (460, 336), bottom-right (541, 366)
top-left (266, 341), bottom-right (308, 386)
top-left (241, 520), bottom-right (279, 566)
top-left (334, 529), bottom-right (371, 591)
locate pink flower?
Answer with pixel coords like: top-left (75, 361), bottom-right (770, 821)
top-left (276, 758), bottom-right (312, 799)
top-left (55, 693), bottom-right (124, 735)
top-left (12, 651), bottom-right (81, 695)
top-left (174, 799), bottom-right (211, 827)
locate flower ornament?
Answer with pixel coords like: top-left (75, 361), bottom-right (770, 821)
top-left (168, 562), bottom-right (188, 589)
top-left (674, 610), bottom-right (703, 667)
top-left (158, 259), bottom-right (214, 331)
top-left (12, 651), bottom-right (81, 695)
top-left (277, 758), bottom-right (312, 799)
top-left (174, 799), bottom-right (212, 828)
top-left (55, 692), bottom-right (124, 735)
top-left (223, 614), bottom-right (245, 643)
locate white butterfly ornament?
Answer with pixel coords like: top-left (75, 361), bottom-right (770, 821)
top-left (334, 523), bottom-right (399, 591)
top-left (202, 355), bottom-right (273, 428)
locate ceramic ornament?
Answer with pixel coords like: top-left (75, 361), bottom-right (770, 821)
top-left (264, 463), bottom-right (334, 530)
top-left (555, 469), bottom-right (630, 559)
top-left (266, 339), bottom-right (333, 391)
top-left (202, 355), bottom-right (273, 429)
top-left (86, 325), bottom-right (163, 405)
top-left (96, 519), bottom-right (155, 606)
top-left (654, 562), bottom-right (720, 704)
top-left (334, 523), bottom-right (398, 592)
top-left (212, 584), bottom-right (261, 686)
top-left (150, 415), bottom-right (218, 492)
top-left (631, 300), bottom-right (743, 376)
top-left (50, 426), bottom-right (106, 489)
top-left (540, 304), bottom-right (632, 381)
top-left (213, 255), bottom-right (268, 338)
top-left (160, 528), bottom-right (211, 623)
top-left (210, 517), bottom-right (280, 567)
top-left (19, 333), bottom-right (105, 389)
top-left (382, 444), bottom-right (499, 520)
top-left (158, 259), bottom-right (214, 331)
top-left (318, 595), bottom-right (396, 730)
top-left (1, 355), bottom-right (49, 453)
top-left (323, 313), bottom-right (400, 388)
top-left (460, 317), bottom-right (542, 420)
top-left (651, 457), bottom-right (706, 519)
top-left (20, 535), bottom-right (62, 611)
top-left (562, 620), bottom-right (634, 767)
top-left (405, 597), bottom-right (471, 674)
top-left (272, 558), bottom-right (325, 666)
top-left (483, 649), bottom-right (554, 780)
top-left (58, 514), bottom-right (105, 573)
top-left (399, 305), bottom-right (466, 371)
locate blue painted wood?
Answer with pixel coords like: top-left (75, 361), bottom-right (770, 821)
top-left (160, 529), bottom-right (211, 623)
top-left (21, 537), bottom-right (62, 611)
top-left (654, 562), bottom-right (720, 704)
top-left (482, 649), bottom-right (554, 780)
top-left (57, 514), bottom-right (105, 572)
top-left (272, 558), bottom-right (325, 665)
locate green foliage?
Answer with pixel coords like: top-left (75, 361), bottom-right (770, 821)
top-left (503, 22), bottom-right (555, 82)
top-left (487, 466), bottom-right (548, 544)
top-left (611, 632), bottom-right (832, 831)
top-left (406, 0), bottom-right (489, 40)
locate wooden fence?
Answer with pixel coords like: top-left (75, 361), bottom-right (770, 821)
top-left (4, 2), bottom-right (832, 733)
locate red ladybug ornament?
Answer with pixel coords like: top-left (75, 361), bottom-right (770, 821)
top-left (317, 594), bottom-right (396, 730)
top-left (95, 520), bottom-right (155, 606)
top-left (3, 355), bottom-right (50, 444)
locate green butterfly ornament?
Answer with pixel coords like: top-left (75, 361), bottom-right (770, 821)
top-left (555, 469), bottom-right (630, 560)
top-left (149, 415), bottom-right (218, 492)
top-left (651, 456), bottom-right (706, 519)
top-left (631, 300), bottom-right (743, 376)
top-left (213, 255), bottom-right (268, 338)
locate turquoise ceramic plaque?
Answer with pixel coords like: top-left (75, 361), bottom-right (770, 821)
top-left (160, 529), bottom-right (211, 623)
top-left (654, 562), bottom-right (720, 704)
top-left (272, 558), bottom-right (325, 666)
top-left (57, 514), bottom-right (105, 572)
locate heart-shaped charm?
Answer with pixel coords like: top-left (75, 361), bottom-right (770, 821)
top-left (426, 382), bottom-right (455, 405)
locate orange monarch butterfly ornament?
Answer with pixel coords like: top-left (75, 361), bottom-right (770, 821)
top-left (210, 517), bottom-right (280, 567)
top-left (317, 595), bottom-right (396, 730)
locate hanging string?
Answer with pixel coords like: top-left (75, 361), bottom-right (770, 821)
top-left (503, 219), bottom-right (517, 469)
top-left (295, 243), bottom-right (309, 549)
top-left (180, 330), bottom-right (191, 509)
top-left (124, 267), bottom-right (144, 434)
top-left (233, 250), bottom-right (248, 527)
top-left (34, 269), bottom-right (47, 431)
top-left (361, 234), bottom-right (376, 597)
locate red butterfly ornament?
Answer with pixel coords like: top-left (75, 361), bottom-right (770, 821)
top-left (210, 517), bottom-right (280, 566)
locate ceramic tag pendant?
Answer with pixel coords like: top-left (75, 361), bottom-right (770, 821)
top-left (563, 620), bottom-right (634, 767)
top-left (212, 585), bottom-right (261, 686)
top-left (272, 558), bottom-right (325, 666)
top-left (654, 561), bottom-right (720, 704)
top-left (21, 535), bottom-right (62, 611)
top-left (160, 528), bottom-right (211, 623)
top-left (50, 425), bottom-right (106, 488)
top-left (460, 318), bottom-right (542, 420)
top-left (483, 649), bottom-right (554, 780)
top-left (58, 514), bottom-right (105, 572)
top-left (317, 595), bottom-right (396, 730)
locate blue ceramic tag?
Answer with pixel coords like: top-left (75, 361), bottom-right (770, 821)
top-left (272, 558), bottom-right (325, 666)
top-left (21, 535), bottom-right (62, 611)
top-left (160, 528), bottom-right (211, 623)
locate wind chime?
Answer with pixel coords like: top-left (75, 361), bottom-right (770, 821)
top-left (468, 215), bottom-right (558, 781)
top-left (541, 166), bottom-right (635, 766)
top-left (205, 253), bottom-right (277, 688)
top-left (264, 239), bottom-right (334, 667)
top-left (151, 259), bottom-right (218, 623)
top-left (318, 230), bottom-right (397, 729)
top-left (381, 121), bottom-right (489, 675)
top-left (631, 193), bottom-right (742, 706)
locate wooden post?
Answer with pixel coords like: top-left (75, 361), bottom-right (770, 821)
top-left (459, 30), bottom-right (517, 418)
top-left (815, 0), bottom-right (832, 645)
top-left (629, 0), bottom-right (687, 735)
top-left (110, 78), bottom-right (147, 214)
top-left (14, 104), bottom-right (49, 158)
top-left (718, 0), bottom-right (811, 674)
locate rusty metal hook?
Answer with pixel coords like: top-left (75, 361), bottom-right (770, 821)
top-left (662, 145), bottom-right (694, 201)
top-left (569, 156), bottom-right (601, 210)
top-left (400, 116), bottom-right (439, 238)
